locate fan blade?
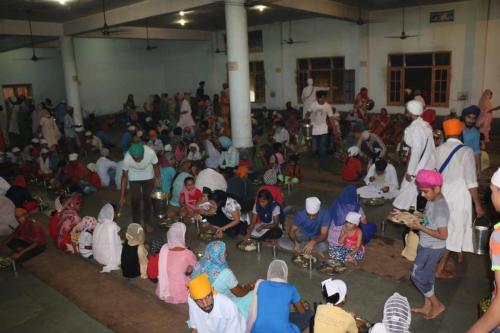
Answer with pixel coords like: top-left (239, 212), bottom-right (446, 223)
top-left (404, 34), bottom-right (420, 38)
top-left (384, 36), bottom-right (404, 39)
top-left (291, 40), bottom-right (307, 44)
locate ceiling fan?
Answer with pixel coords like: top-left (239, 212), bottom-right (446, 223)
top-left (144, 21), bottom-right (157, 51)
top-left (384, 3), bottom-right (419, 40)
top-left (282, 21), bottom-right (307, 45)
top-left (100, 0), bottom-right (129, 36)
top-left (17, 10), bottom-right (51, 62)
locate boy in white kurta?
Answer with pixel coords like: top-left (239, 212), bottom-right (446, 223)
top-left (430, 118), bottom-right (484, 278)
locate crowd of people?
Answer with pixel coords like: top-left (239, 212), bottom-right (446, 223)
top-left (0, 81), bottom-right (499, 333)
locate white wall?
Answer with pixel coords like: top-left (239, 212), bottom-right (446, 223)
top-left (1, 0), bottom-right (499, 118)
top-left (0, 47), bottom-right (65, 106)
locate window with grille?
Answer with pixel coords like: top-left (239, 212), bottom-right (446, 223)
top-left (387, 52), bottom-right (451, 107)
top-left (296, 57), bottom-right (354, 104)
top-left (249, 61), bottom-right (265, 103)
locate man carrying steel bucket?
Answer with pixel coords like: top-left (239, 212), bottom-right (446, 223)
top-left (120, 143), bottom-right (161, 233)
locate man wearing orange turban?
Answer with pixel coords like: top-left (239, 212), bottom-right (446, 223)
top-left (432, 118), bottom-right (484, 278)
top-left (187, 273), bottom-right (246, 332)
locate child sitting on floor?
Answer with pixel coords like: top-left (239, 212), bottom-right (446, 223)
top-left (77, 216), bottom-right (97, 259)
top-left (408, 169), bottom-right (448, 320)
top-left (311, 279), bottom-right (357, 333)
top-left (328, 212), bottom-right (364, 264)
top-left (121, 223), bottom-right (148, 279)
top-left (341, 147), bottom-right (364, 182)
top-left (179, 177), bottom-right (202, 219)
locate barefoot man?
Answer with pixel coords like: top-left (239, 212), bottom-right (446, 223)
top-left (432, 118), bottom-right (484, 278)
top-left (409, 169), bottom-right (449, 319)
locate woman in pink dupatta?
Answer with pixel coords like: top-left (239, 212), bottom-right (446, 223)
top-left (56, 195), bottom-right (82, 253)
top-left (156, 222), bottom-right (197, 304)
top-left (478, 89), bottom-right (500, 143)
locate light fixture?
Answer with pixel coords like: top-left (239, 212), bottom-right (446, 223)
top-left (179, 11), bottom-right (185, 16)
top-left (58, 0), bottom-right (68, 4)
top-left (252, 5), bottom-right (268, 12)
top-left (177, 18), bottom-right (187, 26)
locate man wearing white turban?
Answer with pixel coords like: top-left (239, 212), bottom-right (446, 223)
top-left (300, 78), bottom-right (330, 119)
top-left (393, 100), bottom-right (435, 211)
top-left (278, 197), bottom-right (330, 257)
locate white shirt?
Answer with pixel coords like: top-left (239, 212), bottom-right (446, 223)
top-left (307, 101), bottom-right (334, 136)
top-left (188, 294), bottom-right (246, 333)
top-left (301, 85), bottom-right (329, 119)
top-left (273, 127), bottom-right (290, 144)
top-left (196, 168), bottom-right (227, 192)
top-left (122, 145), bottom-right (158, 181)
top-left (79, 230), bottom-right (93, 258)
top-left (96, 156), bottom-right (117, 187)
top-left (0, 177), bottom-right (10, 195)
top-left (363, 163), bottom-right (399, 192)
top-left (404, 117), bottom-right (435, 176)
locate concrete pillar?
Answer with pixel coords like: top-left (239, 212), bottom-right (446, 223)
top-left (225, 0), bottom-right (252, 148)
top-left (60, 36), bottom-right (83, 128)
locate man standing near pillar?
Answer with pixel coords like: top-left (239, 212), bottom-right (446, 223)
top-left (393, 100), bottom-right (435, 211)
top-left (120, 143), bottom-right (161, 232)
top-left (432, 119), bottom-right (484, 278)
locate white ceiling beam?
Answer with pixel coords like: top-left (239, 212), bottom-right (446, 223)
top-left (0, 19), bottom-right (63, 37)
top-left (273, 0), bottom-right (364, 22)
top-left (63, 0), bottom-right (215, 36)
top-left (77, 26), bottom-right (212, 41)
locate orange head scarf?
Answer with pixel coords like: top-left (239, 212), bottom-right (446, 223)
top-left (443, 119), bottom-right (464, 137)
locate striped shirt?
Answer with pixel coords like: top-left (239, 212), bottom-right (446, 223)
top-left (490, 222), bottom-right (500, 271)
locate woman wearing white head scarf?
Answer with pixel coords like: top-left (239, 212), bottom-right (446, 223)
top-left (93, 203), bottom-right (122, 273)
top-left (155, 222), bottom-right (197, 304)
top-left (370, 292), bottom-right (411, 333)
top-left (248, 260), bottom-right (313, 333)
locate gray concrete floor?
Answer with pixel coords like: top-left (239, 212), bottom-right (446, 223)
top-left (3, 149), bottom-right (495, 333)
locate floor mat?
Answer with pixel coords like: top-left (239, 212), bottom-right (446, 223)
top-left (357, 236), bottom-right (413, 280)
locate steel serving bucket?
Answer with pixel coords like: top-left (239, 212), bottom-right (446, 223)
top-left (472, 217), bottom-right (491, 255)
top-left (151, 191), bottom-right (169, 219)
top-left (302, 123), bottom-right (313, 141)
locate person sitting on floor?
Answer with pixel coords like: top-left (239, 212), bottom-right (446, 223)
top-left (155, 222), bottom-right (197, 304)
top-left (328, 185), bottom-right (377, 245)
top-left (357, 158), bottom-right (399, 200)
top-left (179, 176), bottom-right (203, 219)
top-left (147, 130), bottom-right (163, 155)
top-left (248, 259), bottom-right (313, 333)
top-left (169, 161), bottom-right (193, 209)
top-left (278, 197), bottom-right (330, 258)
top-left (187, 273), bottom-right (246, 333)
top-left (0, 208), bottom-right (46, 265)
top-left (341, 147), bottom-right (364, 182)
top-left (56, 195), bottom-right (82, 253)
top-left (370, 292), bottom-right (411, 333)
top-left (328, 212), bottom-right (364, 264)
top-left (258, 168), bottom-right (284, 205)
top-left (5, 177), bottom-right (38, 212)
top-left (187, 143), bottom-right (202, 162)
top-left (202, 190), bottom-right (247, 238)
top-left (75, 216), bottom-right (97, 259)
top-left (96, 148), bottom-right (117, 187)
top-left (219, 136), bottom-right (239, 173)
top-left (311, 279), bottom-right (357, 333)
top-left (121, 223), bottom-right (148, 279)
top-left (93, 203), bottom-right (122, 273)
top-left (193, 240), bottom-right (253, 319)
top-left (227, 165), bottom-right (256, 211)
top-left (245, 189), bottom-right (283, 243)
top-left (195, 163), bottom-right (227, 192)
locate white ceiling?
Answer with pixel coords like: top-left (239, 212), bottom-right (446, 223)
top-left (334, 0), bottom-right (463, 10)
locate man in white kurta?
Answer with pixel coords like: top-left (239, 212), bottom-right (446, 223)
top-left (188, 274), bottom-right (245, 333)
top-left (301, 78), bottom-right (329, 119)
top-left (393, 100), bottom-right (435, 210)
top-left (358, 159), bottom-right (399, 200)
top-left (431, 118), bottom-right (484, 278)
top-left (96, 148), bottom-right (117, 187)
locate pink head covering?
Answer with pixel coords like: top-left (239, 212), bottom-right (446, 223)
top-left (156, 222), bottom-right (188, 301)
top-left (167, 222), bottom-right (186, 249)
top-left (416, 169), bottom-right (443, 189)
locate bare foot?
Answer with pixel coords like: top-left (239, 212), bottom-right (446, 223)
top-left (412, 305), bottom-right (431, 315)
top-left (435, 270), bottom-right (454, 279)
top-left (425, 303), bottom-right (446, 319)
